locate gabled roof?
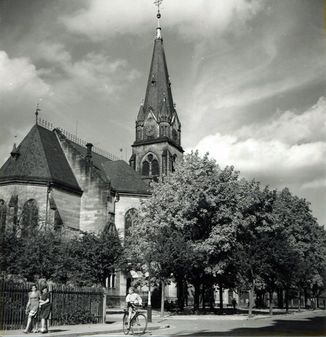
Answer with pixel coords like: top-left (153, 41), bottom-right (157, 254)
top-left (139, 35), bottom-right (176, 123)
top-left (101, 160), bottom-right (150, 195)
top-left (55, 131), bottom-right (149, 195)
top-left (0, 125), bottom-right (82, 194)
top-left (0, 124), bottom-right (149, 196)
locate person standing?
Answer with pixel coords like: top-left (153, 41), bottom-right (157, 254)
top-left (24, 284), bottom-right (40, 333)
top-left (39, 286), bottom-right (51, 333)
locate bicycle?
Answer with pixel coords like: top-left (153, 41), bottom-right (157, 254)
top-left (122, 307), bottom-right (147, 335)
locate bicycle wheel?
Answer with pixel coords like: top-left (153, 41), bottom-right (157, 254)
top-left (130, 313), bottom-right (147, 335)
top-left (122, 312), bottom-right (130, 335)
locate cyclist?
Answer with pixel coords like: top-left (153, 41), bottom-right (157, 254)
top-left (126, 287), bottom-right (142, 328)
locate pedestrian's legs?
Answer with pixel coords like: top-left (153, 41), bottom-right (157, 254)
top-left (32, 317), bottom-right (38, 332)
top-left (40, 318), bottom-right (48, 332)
top-left (24, 316), bottom-right (32, 333)
top-left (128, 306), bottom-right (132, 327)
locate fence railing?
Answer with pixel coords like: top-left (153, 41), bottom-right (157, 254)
top-left (0, 280), bottom-right (105, 331)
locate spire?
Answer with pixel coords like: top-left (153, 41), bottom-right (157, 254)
top-left (137, 0), bottom-right (176, 123)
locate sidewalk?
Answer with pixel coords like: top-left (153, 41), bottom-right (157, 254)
top-left (2, 308), bottom-right (324, 336)
top-left (0, 311), bottom-right (165, 337)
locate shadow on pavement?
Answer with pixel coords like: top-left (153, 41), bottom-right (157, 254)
top-left (178, 315), bottom-right (326, 336)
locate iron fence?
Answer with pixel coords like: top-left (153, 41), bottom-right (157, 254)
top-left (0, 280), bottom-right (104, 330)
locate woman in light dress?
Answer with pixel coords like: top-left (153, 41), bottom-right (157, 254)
top-left (24, 284), bottom-right (40, 333)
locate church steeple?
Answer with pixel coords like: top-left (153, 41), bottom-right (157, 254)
top-left (130, 3), bottom-right (183, 183)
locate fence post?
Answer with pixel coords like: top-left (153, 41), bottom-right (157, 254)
top-left (102, 288), bottom-right (107, 324)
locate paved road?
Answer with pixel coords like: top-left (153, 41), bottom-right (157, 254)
top-left (105, 310), bottom-right (326, 336)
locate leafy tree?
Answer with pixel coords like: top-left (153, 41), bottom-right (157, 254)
top-left (62, 226), bottom-right (124, 286)
top-left (233, 180), bottom-right (277, 316)
top-left (127, 152), bottom-right (241, 311)
top-left (2, 225), bottom-right (123, 286)
top-left (273, 188), bottom-right (326, 310)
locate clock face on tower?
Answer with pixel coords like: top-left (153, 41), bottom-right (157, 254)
top-left (145, 123), bottom-right (155, 136)
top-left (145, 117), bottom-right (156, 137)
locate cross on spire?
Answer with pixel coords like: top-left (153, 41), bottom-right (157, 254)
top-left (35, 102), bottom-right (41, 124)
top-left (154, 0), bottom-right (163, 12)
top-left (153, 0), bottom-right (163, 39)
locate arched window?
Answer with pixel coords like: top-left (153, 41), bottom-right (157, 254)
top-left (141, 153), bottom-right (160, 177)
top-left (136, 128), bottom-right (142, 141)
top-left (54, 209), bottom-right (63, 232)
top-left (172, 129), bottom-right (178, 143)
top-left (125, 208), bottom-right (138, 237)
top-left (152, 159), bottom-right (159, 176)
top-left (142, 161), bottom-right (150, 176)
top-left (21, 199), bottom-right (38, 236)
top-left (0, 199), bottom-right (7, 235)
top-left (172, 154), bottom-right (177, 172)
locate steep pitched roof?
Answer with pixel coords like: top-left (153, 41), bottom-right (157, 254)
top-left (56, 133), bottom-right (149, 195)
top-left (139, 35), bottom-right (175, 122)
top-left (101, 160), bottom-right (150, 195)
top-left (0, 125), bottom-right (82, 194)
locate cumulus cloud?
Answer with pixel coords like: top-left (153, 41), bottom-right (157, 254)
top-left (191, 97), bottom-right (326, 190)
top-left (60, 0), bottom-right (262, 40)
top-left (0, 51), bottom-right (50, 95)
top-left (237, 97), bottom-right (326, 144)
top-left (0, 50), bottom-right (51, 163)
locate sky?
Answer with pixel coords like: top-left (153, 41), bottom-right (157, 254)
top-left (0, 0), bottom-right (325, 225)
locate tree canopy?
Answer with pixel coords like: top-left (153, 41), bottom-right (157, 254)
top-left (126, 151), bottom-right (326, 313)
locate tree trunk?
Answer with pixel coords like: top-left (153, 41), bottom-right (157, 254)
top-left (304, 289), bottom-right (308, 308)
top-left (248, 284), bottom-right (254, 318)
top-left (277, 288), bottom-right (284, 309)
top-left (298, 290), bottom-right (301, 312)
top-left (209, 286), bottom-right (215, 310)
top-left (177, 278), bottom-right (184, 311)
top-left (316, 295), bottom-right (319, 308)
top-left (194, 281), bottom-right (200, 312)
top-left (285, 288), bottom-right (289, 313)
top-left (219, 281), bottom-right (223, 313)
top-left (160, 280), bottom-right (165, 317)
top-left (202, 282), bottom-right (205, 310)
top-left (269, 291), bottom-right (273, 316)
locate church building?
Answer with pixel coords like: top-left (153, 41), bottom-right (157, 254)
top-left (0, 7), bottom-right (181, 303)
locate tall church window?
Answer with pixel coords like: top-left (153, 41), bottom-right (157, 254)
top-left (141, 153), bottom-right (160, 177)
top-left (136, 128), bottom-right (142, 141)
top-left (21, 199), bottom-right (38, 237)
top-left (152, 159), bottom-right (159, 176)
top-left (125, 208), bottom-right (138, 237)
top-left (0, 199), bottom-right (7, 238)
top-left (54, 209), bottom-right (63, 232)
top-left (142, 161), bottom-right (150, 176)
top-left (172, 129), bottom-right (178, 143)
top-left (172, 154), bottom-right (177, 172)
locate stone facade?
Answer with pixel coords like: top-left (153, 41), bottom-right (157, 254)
top-left (0, 183), bottom-right (48, 231)
top-left (55, 131), bottom-right (112, 233)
